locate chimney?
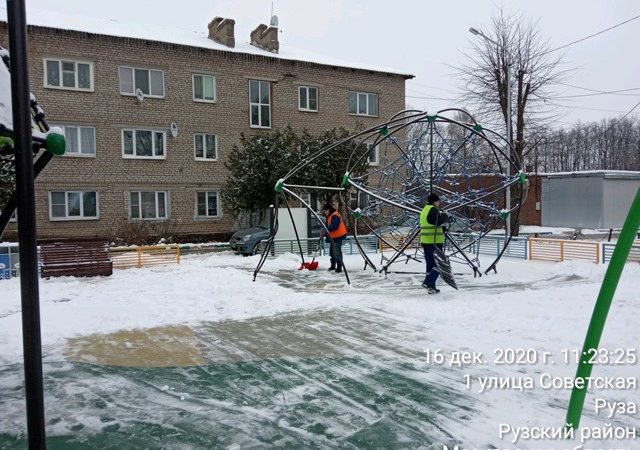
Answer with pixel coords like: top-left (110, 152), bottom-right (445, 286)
top-left (250, 24), bottom-right (279, 54)
top-left (208, 17), bottom-right (235, 48)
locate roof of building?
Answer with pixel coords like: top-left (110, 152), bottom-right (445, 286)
top-left (539, 170), bottom-right (640, 179)
top-left (0, 5), bottom-right (414, 79)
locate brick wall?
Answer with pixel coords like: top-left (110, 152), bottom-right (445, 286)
top-left (0, 24), bottom-right (407, 241)
top-left (519, 174), bottom-right (542, 226)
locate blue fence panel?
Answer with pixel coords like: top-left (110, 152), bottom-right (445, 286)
top-left (266, 235), bottom-right (379, 257)
top-left (0, 254), bottom-right (10, 279)
top-left (602, 242), bottom-right (640, 264)
top-left (473, 235), bottom-right (528, 259)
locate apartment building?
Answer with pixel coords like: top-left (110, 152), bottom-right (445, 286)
top-left (0, 8), bottom-right (411, 241)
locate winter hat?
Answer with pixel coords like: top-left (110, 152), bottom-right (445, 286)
top-left (427, 193), bottom-right (440, 204)
top-left (322, 203), bottom-right (334, 212)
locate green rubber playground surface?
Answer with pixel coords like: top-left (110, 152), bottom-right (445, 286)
top-left (0, 309), bottom-right (474, 449)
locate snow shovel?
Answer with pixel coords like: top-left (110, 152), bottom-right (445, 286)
top-left (300, 236), bottom-right (323, 271)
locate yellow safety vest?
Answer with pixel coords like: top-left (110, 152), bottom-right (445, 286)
top-left (420, 204), bottom-right (444, 244)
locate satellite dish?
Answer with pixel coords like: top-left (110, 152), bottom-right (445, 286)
top-left (135, 88), bottom-right (144, 102)
top-left (270, 14), bottom-right (278, 27)
top-left (170, 122), bottom-right (179, 137)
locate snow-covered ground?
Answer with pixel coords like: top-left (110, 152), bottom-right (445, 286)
top-left (1, 251), bottom-right (639, 448)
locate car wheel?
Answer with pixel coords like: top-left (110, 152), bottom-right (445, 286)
top-left (252, 241), bottom-right (263, 255)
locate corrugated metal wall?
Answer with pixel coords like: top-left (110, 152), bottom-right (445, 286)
top-left (602, 179), bottom-right (640, 228)
top-left (541, 174), bottom-right (639, 229)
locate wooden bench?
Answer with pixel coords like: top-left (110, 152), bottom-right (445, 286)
top-left (40, 240), bottom-right (112, 278)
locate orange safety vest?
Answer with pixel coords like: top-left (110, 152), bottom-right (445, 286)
top-left (327, 210), bottom-right (348, 239)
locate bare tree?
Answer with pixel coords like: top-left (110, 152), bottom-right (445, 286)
top-left (459, 8), bottom-right (565, 234)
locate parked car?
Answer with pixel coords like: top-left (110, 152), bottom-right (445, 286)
top-left (229, 226), bottom-right (270, 255)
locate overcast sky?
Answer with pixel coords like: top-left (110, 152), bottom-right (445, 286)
top-left (23, 0), bottom-right (640, 129)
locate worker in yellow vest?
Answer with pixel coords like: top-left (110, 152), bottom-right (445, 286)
top-left (321, 203), bottom-right (348, 273)
top-left (420, 193), bottom-right (449, 294)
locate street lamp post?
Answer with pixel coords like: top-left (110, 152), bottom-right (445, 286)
top-left (469, 27), bottom-right (512, 237)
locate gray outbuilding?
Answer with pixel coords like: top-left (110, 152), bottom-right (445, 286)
top-left (541, 171), bottom-right (640, 229)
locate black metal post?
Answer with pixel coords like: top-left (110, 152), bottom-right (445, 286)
top-left (7, 0), bottom-right (47, 448)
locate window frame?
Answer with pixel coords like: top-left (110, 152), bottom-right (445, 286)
top-left (48, 190), bottom-right (99, 221)
top-left (55, 125), bottom-right (96, 157)
top-left (348, 91), bottom-right (379, 117)
top-left (195, 190), bottom-right (221, 219)
top-left (128, 191), bottom-right (169, 221)
top-left (298, 85), bottom-right (319, 112)
top-left (43, 58), bottom-right (94, 92)
top-left (121, 129), bottom-right (166, 159)
top-left (118, 66), bottom-right (165, 98)
top-left (193, 133), bottom-right (218, 161)
top-left (249, 79), bottom-right (272, 129)
top-left (192, 73), bottom-right (217, 103)
top-left (366, 142), bottom-right (379, 166)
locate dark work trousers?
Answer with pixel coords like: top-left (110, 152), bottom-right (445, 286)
top-left (422, 243), bottom-right (444, 287)
top-left (329, 237), bottom-right (345, 270)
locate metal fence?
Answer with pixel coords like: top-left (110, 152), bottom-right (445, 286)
top-left (445, 234), bottom-right (529, 260)
top-left (529, 238), bottom-right (600, 263)
top-left (265, 235), bottom-right (379, 257)
top-left (602, 242), bottom-right (640, 264)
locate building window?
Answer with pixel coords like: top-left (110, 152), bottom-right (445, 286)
top-left (129, 191), bottom-right (167, 220)
top-left (122, 129), bottom-right (165, 159)
top-left (196, 191), bottom-right (220, 218)
top-left (44, 58), bottom-right (93, 91)
top-left (193, 74), bottom-right (216, 102)
top-left (119, 66), bottom-right (165, 97)
top-left (194, 134), bottom-right (218, 160)
top-left (298, 86), bottom-right (318, 112)
top-left (56, 125), bottom-right (96, 156)
top-left (249, 80), bottom-right (271, 128)
top-left (348, 91), bottom-right (378, 116)
top-left (366, 143), bottom-right (379, 166)
top-left (49, 191), bottom-right (98, 220)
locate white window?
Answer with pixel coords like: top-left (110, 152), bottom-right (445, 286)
top-left (348, 91), bottom-right (378, 116)
top-left (56, 125), bottom-right (96, 156)
top-left (119, 66), bottom-right (165, 97)
top-left (122, 129), bottom-right (165, 159)
top-left (49, 191), bottom-right (98, 220)
top-left (298, 86), bottom-right (318, 112)
top-left (194, 134), bottom-right (218, 160)
top-left (129, 191), bottom-right (168, 220)
top-left (196, 191), bottom-right (220, 218)
top-left (349, 191), bottom-right (359, 210)
top-left (44, 58), bottom-right (93, 91)
top-left (366, 143), bottom-right (379, 166)
top-left (249, 80), bottom-right (271, 128)
top-left (193, 74), bottom-right (216, 102)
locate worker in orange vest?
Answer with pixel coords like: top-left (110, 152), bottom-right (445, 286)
top-left (321, 203), bottom-right (348, 273)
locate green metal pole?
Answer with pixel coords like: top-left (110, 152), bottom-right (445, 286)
top-left (565, 187), bottom-right (640, 430)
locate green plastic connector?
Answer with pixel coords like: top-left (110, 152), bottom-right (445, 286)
top-left (379, 126), bottom-right (389, 137)
top-left (518, 171), bottom-right (527, 185)
top-left (341, 172), bottom-right (351, 187)
top-left (426, 113), bottom-right (437, 123)
top-left (354, 208), bottom-right (362, 219)
top-left (274, 178), bottom-right (284, 193)
top-left (499, 209), bottom-right (509, 220)
top-left (45, 132), bottom-right (65, 155)
top-left (473, 124), bottom-right (483, 133)
top-left (0, 136), bottom-right (14, 150)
